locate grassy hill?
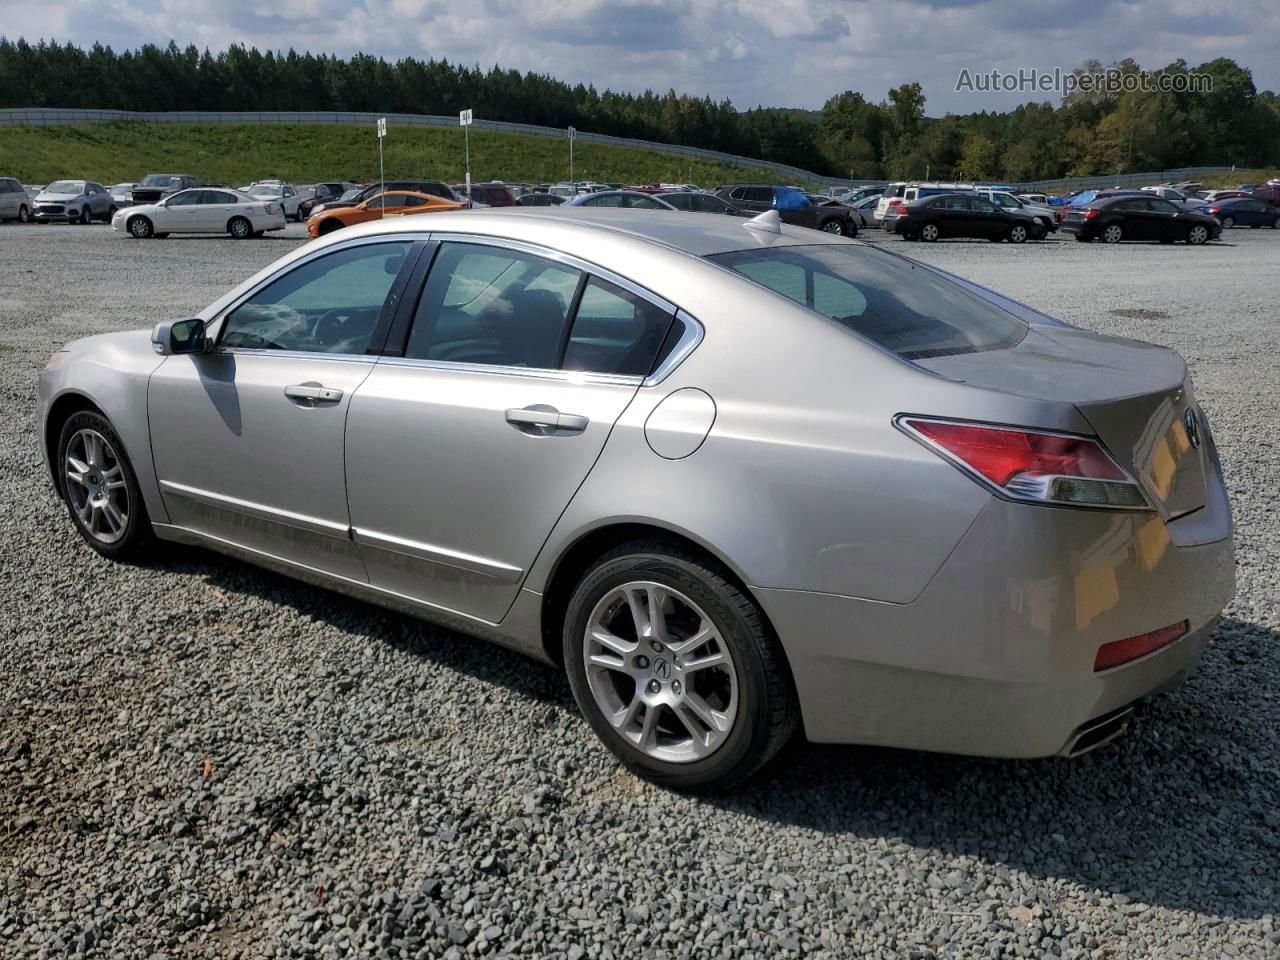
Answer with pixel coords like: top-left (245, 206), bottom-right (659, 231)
top-left (0, 121), bottom-right (806, 189)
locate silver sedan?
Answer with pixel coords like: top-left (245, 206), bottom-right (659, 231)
top-left (37, 208), bottom-right (1235, 789)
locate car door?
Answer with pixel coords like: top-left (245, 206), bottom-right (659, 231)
top-left (0, 179), bottom-right (18, 218)
top-left (345, 238), bottom-right (677, 623)
top-left (156, 190), bottom-right (206, 233)
top-left (1141, 197), bottom-right (1181, 239)
top-left (962, 197), bottom-right (997, 237)
top-left (200, 190), bottom-right (241, 231)
top-left (148, 238), bottom-right (421, 579)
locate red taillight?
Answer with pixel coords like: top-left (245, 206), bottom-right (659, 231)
top-left (1083, 208), bottom-right (1099, 219)
top-left (1208, 207), bottom-right (1220, 214)
top-left (898, 418), bottom-right (1150, 510)
top-left (888, 198), bottom-right (901, 207)
top-left (898, 207), bottom-right (909, 216)
top-left (1094, 621), bottom-right (1189, 671)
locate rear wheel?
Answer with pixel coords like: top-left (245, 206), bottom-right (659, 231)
top-left (919, 222), bottom-right (940, 242)
top-left (563, 541), bottom-right (798, 791)
top-left (57, 411), bottom-right (154, 561)
top-left (17, 204), bottom-right (29, 223)
top-left (104, 205), bottom-right (118, 222)
top-left (228, 216), bottom-right (253, 239)
top-left (1187, 224), bottom-right (1209, 245)
top-left (1102, 223), bottom-right (1123, 244)
top-left (127, 215), bottom-right (153, 239)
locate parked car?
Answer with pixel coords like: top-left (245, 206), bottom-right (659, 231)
top-left (1197, 197), bottom-right (1280, 228)
top-left (875, 182), bottom-right (975, 223)
top-left (517, 193), bottom-right (566, 207)
top-left (658, 192), bottom-right (750, 216)
top-left (850, 194), bottom-right (881, 226)
top-left (298, 182), bottom-right (353, 219)
top-left (454, 183), bottom-right (517, 207)
top-left (0, 176), bottom-right (31, 222)
top-left (716, 184), bottom-right (858, 236)
top-left (836, 186), bottom-right (885, 206)
top-left (130, 174), bottom-right (200, 205)
top-left (33, 180), bottom-right (116, 223)
top-left (1199, 190), bottom-right (1250, 204)
top-left (1060, 195), bottom-right (1221, 244)
top-left (38, 208), bottom-right (1235, 789)
top-left (566, 191), bottom-right (678, 210)
top-left (975, 189), bottom-right (1057, 234)
top-left (309, 180), bottom-right (454, 216)
top-left (112, 188), bottom-right (287, 239)
top-left (1017, 192), bottom-right (1052, 206)
top-left (1142, 186), bottom-right (1201, 204)
top-left (245, 182), bottom-right (303, 220)
top-left (109, 183), bottom-right (136, 207)
top-left (1249, 185), bottom-right (1280, 207)
top-left (306, 191), bottom-right (463, 237)
top-left (893, 193), bottom-right (1043, 243)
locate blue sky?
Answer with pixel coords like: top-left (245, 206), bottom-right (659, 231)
top-left (7, 0), bottom-right (1278, 113)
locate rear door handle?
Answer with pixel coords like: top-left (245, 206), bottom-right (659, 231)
top-left (505, 407), bottom-right (589, 433)
top-left (285, 383), bottom-right (344, 405)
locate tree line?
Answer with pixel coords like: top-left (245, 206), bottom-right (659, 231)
top-left (0, 40), bottom-right (1276, 181)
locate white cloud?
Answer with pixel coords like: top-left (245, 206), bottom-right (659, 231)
top-left (5, 0), bottom-right (1278, 112)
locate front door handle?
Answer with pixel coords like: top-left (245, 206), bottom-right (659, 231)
top-left (505, 407), bottom-right (589, 433)
top-left (285, 383), bottom-right (344, 405)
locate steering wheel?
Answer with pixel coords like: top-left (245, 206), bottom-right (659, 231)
top-left (313, 308), bottom-right (359, 346)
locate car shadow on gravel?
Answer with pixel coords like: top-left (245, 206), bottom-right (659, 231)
top-left (710, 616), bottom-right (1279, 918)
top-left (147, 545), bottom-right (1278, 917)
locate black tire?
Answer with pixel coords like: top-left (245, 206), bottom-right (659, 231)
top-left (228, 216), bottom-right (253, 239)
top-left (317, 218), bottom-right (343, 236)
top-left (563, 540), bottom-right (799, 791)
top-left (68, 207), bottom-right (83, 225)
top-left (56, 411), bottom-right (154, 562)
top-left (105, 205), bottom-right (118, 222)
top-left (154, 232), bottom-right (170, 239)
top-left (820, 219), bottom-right (845, 236)
top-left (1075, 234), bottom-right (1091, 242)
top-left (1272, 217), bottom-right (1280, 229)
top-left (1187, 224), bottom-right (1209, 245)
top-left (1101, 223), bottom-right (1123, 244)
top-left (1220, 216), bottom-right (1234, 229)
top-left (987, 236), bottom-right (1003, 243)
top-left (919, 222), bottom-right (941, 242)
top-left (1007, 223), bottom-right (1029, 244)
top-left (17, 204), bottom-right (29, 223)
top-left (127, 215), bottom-right (153, 239)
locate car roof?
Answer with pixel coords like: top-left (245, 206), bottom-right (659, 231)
top-left (311, 206), bottom-right (848, 258)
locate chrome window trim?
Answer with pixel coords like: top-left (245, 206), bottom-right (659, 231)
top-left (375, 355), bottom-right (642, 388)
top-left (645, 310), bottom-right (704, 386)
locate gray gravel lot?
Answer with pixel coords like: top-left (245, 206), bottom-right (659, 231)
top-left (1, 222), bottom-right (1277, 959)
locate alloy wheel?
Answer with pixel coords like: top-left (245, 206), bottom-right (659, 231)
top-left (1103, 224), bottom-right (1123, 243)
top-left (921, 223), bottom-right (939, 242)
top-left (230, 217), bottom-right (252, 238)
top-left (1188, 225), bottom-right (1208, 244)
top-left (64, 428), bottom-right (130, 545)
top-left (128, 217), bottom-right (151, 238)
top-left (821, 220), bottom-right (844, 235)
top-left (1220, 217), bottom-right (1234, 229)
top-left (583, 581), bottom-right (738, 764)
top-left (1009, 225), bottom-right (1027, 243)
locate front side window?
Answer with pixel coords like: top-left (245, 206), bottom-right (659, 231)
top-left (585, 194), bottom-right (624, 207)
top-left (406, 243), bottom-right (581, 369)
top-left (710, 244), bottom-right (1027, 360)
top-left (563, 278), bottom-right (675, 376)
top-left (221, 241), bottom-right (411, 354)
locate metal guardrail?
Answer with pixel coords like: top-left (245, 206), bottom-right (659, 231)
top-left (0, 110), bottom-right (1247, 193)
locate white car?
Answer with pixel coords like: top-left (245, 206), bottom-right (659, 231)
top-left (975, 189), bottom-right (1058, 234)
top-left (245, 182), bottom-right (303, 220)
top-left (111, 187), bottom-right (287, 239)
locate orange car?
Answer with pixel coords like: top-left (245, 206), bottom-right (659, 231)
top-left (306, 190), bottom-right (463, 237)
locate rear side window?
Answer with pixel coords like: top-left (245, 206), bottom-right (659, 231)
top-left (407, 243), bottom-right (581, 369)
top-left (710, 244), bottom-right (1027, 360)
top-left (563, 278), bottom-right (675, 376)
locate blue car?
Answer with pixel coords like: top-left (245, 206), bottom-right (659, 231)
top-left (1196, 197), bottom-right (1280, 229)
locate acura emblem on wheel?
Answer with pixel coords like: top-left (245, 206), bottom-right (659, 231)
top-left (1184, 407), bottom-right (1201, 449)
top-left (653, 657), bottom-right (672, 681)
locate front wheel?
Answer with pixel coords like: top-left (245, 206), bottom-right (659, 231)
top-left (563, 541), bottom-right (799, 791)
top-left (127, 215), bottom-right (153, 239)
top-left (17, 204), bottom-right (29, 223)
top-left (1187, 224), bottom-right (1209, 245)
top-left (1008, 224), bottom-right (1028, 243)
top-left (57, 411), bottom-right (154, 561)
top-left (228, 216), bottom-right (253, 239)
top-left (820, 219), bottom-right (845, 236)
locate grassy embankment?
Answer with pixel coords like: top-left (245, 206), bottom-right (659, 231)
top-left (0, 121), bottom-right (800, 188)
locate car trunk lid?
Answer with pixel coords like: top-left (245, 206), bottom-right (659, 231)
top-left (916, 325), bottom-right (1208, 520)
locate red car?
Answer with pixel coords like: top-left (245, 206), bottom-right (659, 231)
top-left (453, 183), bottom-right (516, 207)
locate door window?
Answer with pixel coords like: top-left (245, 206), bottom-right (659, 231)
top-left (625, 195), bottom-right (668, 209)
top-left (562, 278), bottom-right (675, 376)
top-left (221, 241), bottom-right (412, 354)
top-left (405, 243), bottom-right (581, 369)
top-left (166, 191), bottom-right (201, 206)
top-left (585, 194), bottom-right (624, 207)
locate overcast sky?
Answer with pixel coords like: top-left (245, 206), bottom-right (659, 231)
top-left (6, 0), bottom-right (1278, 114)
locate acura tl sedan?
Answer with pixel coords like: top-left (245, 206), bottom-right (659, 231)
top-left (38, 208), bottom-right (1234, 790)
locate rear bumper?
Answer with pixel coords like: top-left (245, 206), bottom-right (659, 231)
top-left (755, 490), bottom-right (1235, 758)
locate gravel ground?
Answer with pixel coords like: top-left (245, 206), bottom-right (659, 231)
top-left (1, 222), bottom-right (1277, 959)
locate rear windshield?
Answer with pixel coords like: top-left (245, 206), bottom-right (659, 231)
top-left (709, 244), bottom-right (1027, 360)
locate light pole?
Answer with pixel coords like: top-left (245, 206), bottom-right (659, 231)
top-left (568, 125), bottom-right (576, 188)
top-left (459, 108), bottom-right (473, 201)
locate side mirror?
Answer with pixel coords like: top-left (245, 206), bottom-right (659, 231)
top-left (151, 318), bottom-right (207, 355)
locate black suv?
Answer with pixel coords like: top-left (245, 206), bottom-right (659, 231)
top-left (308, 180), bottom-right (454, 216)
top-left (714, 184), bottom-right (857, 236)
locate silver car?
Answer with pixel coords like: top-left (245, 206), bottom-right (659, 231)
top-left (36, 209), bottom-right (1235, 789)
top-left (32, 180), bottom-right (116, 223)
